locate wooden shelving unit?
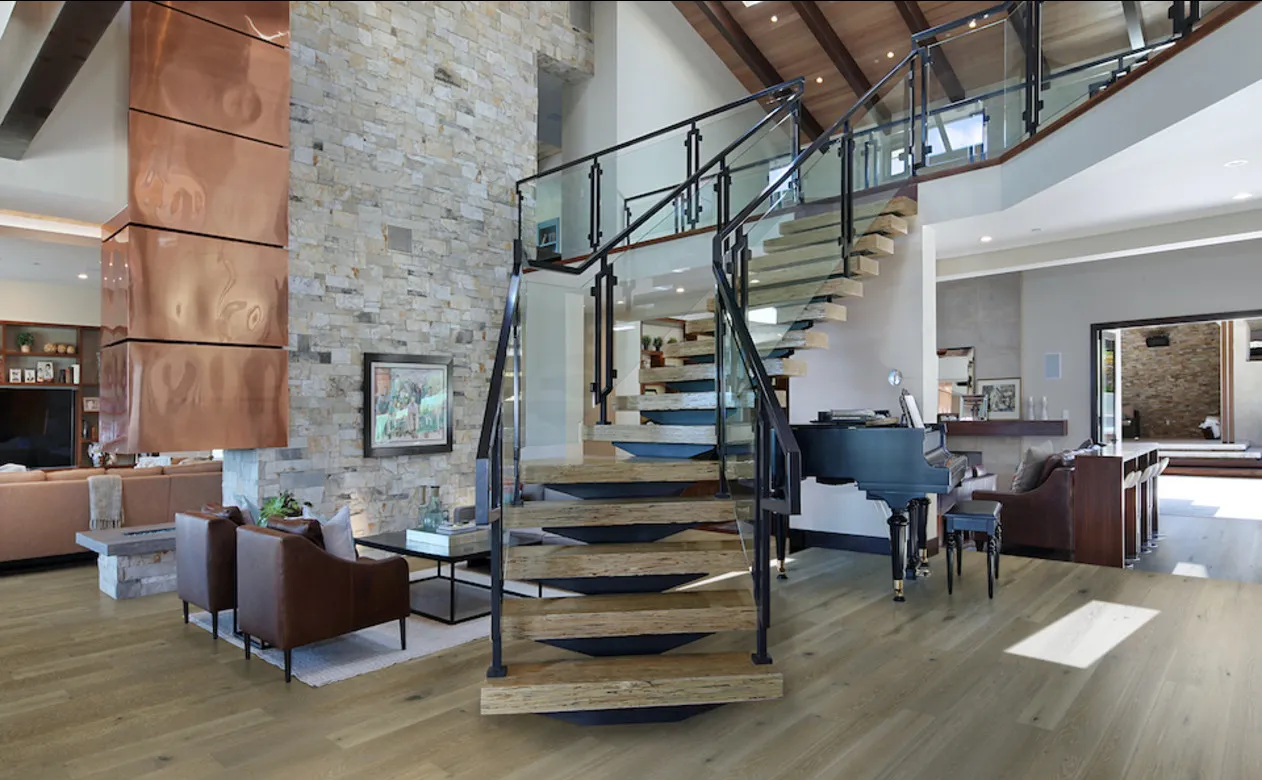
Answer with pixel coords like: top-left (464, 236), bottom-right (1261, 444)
top-left (0, 320), bottom-right (101, 467)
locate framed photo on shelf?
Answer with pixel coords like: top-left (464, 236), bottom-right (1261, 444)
top-left (23, 369), bottom-right (36, 384)
top-left (36, 361), bottom-right (54, 383)
top-left (978, 378), bottom-right (1021, 420)
top-left (7, 368), bottom-right (20, 384)
top-left (362, 353), bottom-right (453, 457)
top-left (83, 397), bottom-right (100, 413)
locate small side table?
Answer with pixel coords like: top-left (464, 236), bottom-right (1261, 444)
top-left (943, 500), bottom-right (1002, 598)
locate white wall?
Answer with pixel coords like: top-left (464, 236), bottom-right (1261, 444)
top-left (1021, 239), bottom-right (1262, 448)
top-left (791, 223), bottom-right (938, 538)
top-left (1233, 321), bottom-right (1262, 445)
top-left (0, 280), bottom-right (100, 326)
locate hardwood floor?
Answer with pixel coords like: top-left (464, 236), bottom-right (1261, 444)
top-left (2, 547), bottom-right (1260, 779)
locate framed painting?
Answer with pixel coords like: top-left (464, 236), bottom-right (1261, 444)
top-left (363, 353), bottom-right (453, 457)
top-left (978, 378), bottom-right (1021, 420)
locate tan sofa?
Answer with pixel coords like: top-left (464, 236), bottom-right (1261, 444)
top-left (0, 461), bottom-right (223, 563)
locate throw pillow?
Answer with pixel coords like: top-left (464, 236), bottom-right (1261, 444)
top-left (1011, 440), bottom-right (1055, 493)
top-left (320, 506), bottom-right (357, 561)
top-left (266, 516), bottom-right (326, 549)
top-left (1036, 453), bottom-right (1065, 488)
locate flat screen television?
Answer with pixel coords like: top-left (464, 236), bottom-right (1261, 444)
top-left (0, 388), bottom-right (76, 468)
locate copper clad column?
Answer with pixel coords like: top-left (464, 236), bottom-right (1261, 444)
top-left (101, 1), bottom-right (290, 453)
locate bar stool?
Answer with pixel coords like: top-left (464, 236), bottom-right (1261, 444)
top-left (1123, 469), bottom-right (1143, 567)
top-left (943, 500), bottom-right (1002, 599)
top-left (1141, 461), bottom-right (1161, 552)
top-left (1151, 458), bottom-right (1170, 541)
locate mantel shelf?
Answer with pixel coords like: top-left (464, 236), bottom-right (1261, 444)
top-left (943, 420), bottom-right (1068, 437)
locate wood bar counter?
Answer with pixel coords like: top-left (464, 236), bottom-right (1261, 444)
top-left (1072, 443), bottom-right (1160, 567)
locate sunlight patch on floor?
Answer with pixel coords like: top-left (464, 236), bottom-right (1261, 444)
top-left (1172, 561), bottom-right (1210, 578)
top-left (1005, 600), bottom-right (1160, 669)
top-left (1160, 476), bottom-right (1262, 520)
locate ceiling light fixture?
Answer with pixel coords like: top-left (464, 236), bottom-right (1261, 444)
top-left (968, 19), bottom-right (977, 28)
top-left (980, 235), bottom-right (993, 243)
top-left (1233, 192), bottom-right (1253, 201)
top-left (887, 51), bottom-right (895, 58)
top-left (751, 279), bottom-right (761, 284)
top-left (815, 76), bottom-right (824, 84)
top-left (741, 0), bottom-right (763, 6)
top-left (77, 273), bottom-right (89, 280)
top-left (675, 287), bottom-right (686, 294)
top-left (770, 14), bottom-right (778, 22)
top-left (616, 299), bottom-right (625, 304)
top-left (1225, 159), bottom-right (1249, 168)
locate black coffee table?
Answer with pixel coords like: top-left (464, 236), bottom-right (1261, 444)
top-left (355, 530), bottom-right (542, 625)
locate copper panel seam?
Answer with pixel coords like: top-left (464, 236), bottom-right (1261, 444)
top-left (154, 1), bottom-right (290, 47)
top-left (131, 2), bottom-right (289, 147)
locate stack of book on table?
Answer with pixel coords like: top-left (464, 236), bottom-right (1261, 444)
top-left (405, 523), bottom-right (489, 556)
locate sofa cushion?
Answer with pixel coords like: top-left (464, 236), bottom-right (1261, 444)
top-left (164, 461), bottom-right (223, 475)
top-left (110, 467), bottom-right (165, 479)
top-left (1011, 440), bottom-right (1055, 493)
top-left (46, 468), bottom-right (106, 482)
top-left (0, 470), bottom-right (46, 484)
top-left (319, 506), bottom-right (356, 561)
top-left (266, 516), bottom-right (325, 549)
top-left (1036, 453), bottom-right (1066, 488)
top-left (201, 503), bottom-right (247, 527)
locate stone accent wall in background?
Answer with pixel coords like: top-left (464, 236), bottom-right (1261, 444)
top-left (225, 2), bottom-right (593, 533)
top-left (1120, 321), bottom-right (1221, 439)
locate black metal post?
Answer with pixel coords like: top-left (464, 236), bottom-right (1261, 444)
top-left (841, 122), bottom-right (854, 278)
top-left (918, 49), bottom-right (931, 169)
top-left (511, 310), bottom-right (522, 504)
top-left (602, 265), bottom-right (617, 421)
top-left (790, 101), bottom-right (803, 205)
top-left (684, 123), bottom-right (703, 229)
top-left (904, 60), bottom-right (915, 178)
top-left (714, 247), bottom-right (730, 499)
top-left (752, 400), bottom-right (772, 665)
top-left (586, 159), bottom-right (597, 251)
top-left (1023, 1), bottom-right (1044, 136)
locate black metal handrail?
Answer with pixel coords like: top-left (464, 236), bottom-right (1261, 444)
top-left (529, 91), bottom-right (801, 277)
top-left (516, 79), bottom-right (803, 187)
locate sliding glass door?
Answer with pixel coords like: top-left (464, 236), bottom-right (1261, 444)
top-left (1097, 329), bottom-right (1122, 444)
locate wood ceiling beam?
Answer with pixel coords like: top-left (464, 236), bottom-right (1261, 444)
top-left (693, 0), bottom-right (825, 139)
top-left (1122, 0), bottom-right (1147, 50)
top-left (789, 0), bottom-right (892, 126)
top-left (1006, 4), bottom-right (1051, 78)
top-left (892, 0), bottom-right (966, 103)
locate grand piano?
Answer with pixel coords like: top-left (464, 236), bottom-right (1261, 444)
top-left (791, 396), bottom-right (968, 602)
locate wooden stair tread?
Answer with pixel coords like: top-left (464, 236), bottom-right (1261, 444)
top-left (686, 303), bottom-right (846, 334)
top-left (582, 424), bottom-right (753, 446)
top-left (639, 359), bottom-right (807, 383)
top-left (505, 539), bottom-right (747, 580)
top-left (480, 652), bottom-right (782, 715)
top-left (779, 211), bottom-right (909, 237)
top-left (521, 458), bottom-right (720, 485)
top-left (662, 329), bottom-right (828, 358)
top-left (763, 229), bottom-right (894, 255)
top-left (616, 390), bottom-right (788, 410)
top-left (503, 496), bottom-right (743, 528)
top-left (706, 278), bottom-right (863, 311)
top-left (501, 589), bottom-right (755, 640)
top-left (748, 257), bottom-right (879, 288)
top-left (779, 197), bottom-right (918, 235)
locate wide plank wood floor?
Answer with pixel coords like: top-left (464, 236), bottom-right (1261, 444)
top-left (1, 547), bottom-right (1258, 779)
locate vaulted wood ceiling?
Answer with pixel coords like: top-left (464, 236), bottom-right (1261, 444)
top-left (677, 1), bottom-right (1183, 137)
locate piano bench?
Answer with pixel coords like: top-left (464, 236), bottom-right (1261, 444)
top-left (943, 500), bottom-right (1002, 599)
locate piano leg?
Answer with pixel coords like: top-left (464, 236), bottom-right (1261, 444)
top-left (913, 498), bottom-right (931, 578)
top-left (775, 514), bottom-right (789, 580)
top-left (888, 511), bottom-right (909, 602)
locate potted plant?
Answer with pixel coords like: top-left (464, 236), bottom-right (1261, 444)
top-left (652, 336), bottom-right (664, 352)
top-left (641, 335), bottom-right (652, 352)
top-left (259, 490), bottom-right (304, 526)
top-left (667, 337), bottom-right (678, 345)
top-left (16, 332), bottom-right (33, 353)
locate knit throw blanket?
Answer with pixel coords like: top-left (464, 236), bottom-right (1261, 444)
top-left (88, 474), bottom-right (124, 530)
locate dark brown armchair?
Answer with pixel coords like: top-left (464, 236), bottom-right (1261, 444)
top-left (972, 467), bottom-right (1075, 555)
top-left (176, 508), bottom-right (246, 640)
top-left (235, 525), bottom-right (410, 682)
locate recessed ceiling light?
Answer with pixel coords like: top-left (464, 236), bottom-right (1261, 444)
top-left (887, 51), bottom-right (895, 58)
top-left (675, 287), bottom-right (686, 294)
top-left (968, 19), bottom-right (977, 28)
top-left (77, 273), bottom-right (89, 280)
top-left (616, 299), bottom-right (624, 304)
top-left (980, 235), bottom-right (993, 243)
top-left (751, 279), bottom-right (761, 284)
top-left (741, 0), bottom-right (763, 6)
top-left (1225, 159), bottom-right (1249, 168)
top-left (1233, 192), bottom-right (1253, 201)
top-left (671, 268), bottom-right (685, 273)
top-left (815, 76), bottom-right (824, 84)
top-left (770, 14), bottom-right (778, 22)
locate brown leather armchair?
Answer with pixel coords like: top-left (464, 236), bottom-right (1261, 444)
top-left (972, 467), bottom-right (1074, 555)
top-left (235, 525), bottom-right (410, 682)
top-left (176, 509), bottom-right (245, 640)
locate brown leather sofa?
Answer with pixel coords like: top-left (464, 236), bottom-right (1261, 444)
top-left (176, 507), bottom-right (246, 640)
top-left (0, 462), bottom-right (223, 564)
top-left (236, 524), bottom-right (410, 682)
top-left (973, 466), bottom-right (1075, 555)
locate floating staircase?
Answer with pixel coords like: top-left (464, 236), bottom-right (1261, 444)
top-left (479, 193), bottom-right (917, 725)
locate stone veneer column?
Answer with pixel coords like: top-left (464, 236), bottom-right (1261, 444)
top-left (100, 1), bottom-right (291, 454)
top-left (225, 2), bottom-right (593, 534)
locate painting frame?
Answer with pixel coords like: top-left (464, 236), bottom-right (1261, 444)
top-left (978, 377), bottom-right (1021, 420)
top-left (363, 353), bottom-right (453, 457)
